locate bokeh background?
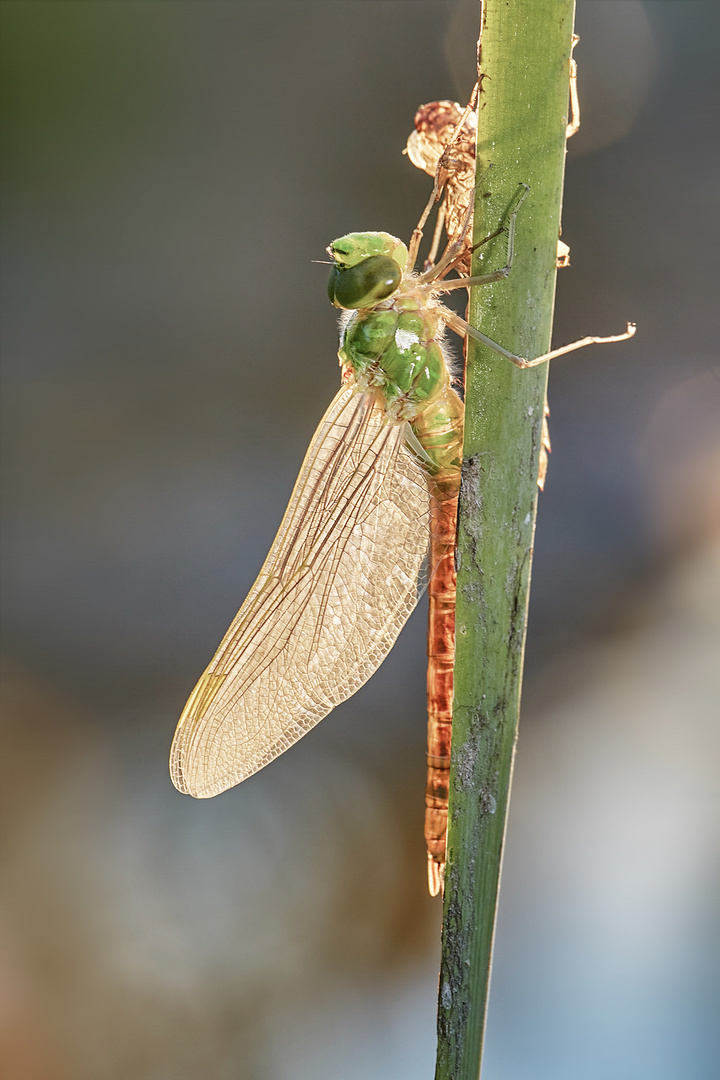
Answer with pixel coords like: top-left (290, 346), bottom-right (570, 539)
top-left (1, 2), bottom-right (718, 1078)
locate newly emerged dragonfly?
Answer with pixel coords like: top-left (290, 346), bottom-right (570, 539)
top-left (407, 90), bottom-right (577, 888)
top-left (170, 142), bottom-right (634, 894)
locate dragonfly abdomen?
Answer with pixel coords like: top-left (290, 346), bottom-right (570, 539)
top-left (425, 477), bottom-right (459, 895)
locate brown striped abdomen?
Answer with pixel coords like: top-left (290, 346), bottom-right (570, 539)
top-left (425, 480), bottom-right (459, 896)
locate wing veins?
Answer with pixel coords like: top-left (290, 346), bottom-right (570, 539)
top-left (172, 383), bottom-right (434, 796)
top-left (211, 396), bottom-right (401, 682)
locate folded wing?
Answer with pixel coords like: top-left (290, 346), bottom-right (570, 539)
top-left (170, 384), bottom-right (432, 798)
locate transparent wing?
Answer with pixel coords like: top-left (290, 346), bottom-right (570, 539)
top-left (170, 384), bottom-right (432, 798)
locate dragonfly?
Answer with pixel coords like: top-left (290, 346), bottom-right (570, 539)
top-left (170, 114), bottom-right (635, 896)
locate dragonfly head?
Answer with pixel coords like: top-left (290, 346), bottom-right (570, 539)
top-left (327, 232), bottom-right (408, 310)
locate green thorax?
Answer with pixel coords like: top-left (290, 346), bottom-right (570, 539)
top-left (328, 231), bottom-right (463, 479)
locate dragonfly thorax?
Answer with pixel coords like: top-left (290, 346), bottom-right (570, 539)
top-left (338, 293), bottom-right (462, 477)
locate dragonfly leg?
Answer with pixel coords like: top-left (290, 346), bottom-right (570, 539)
top-left (431, 183), bottom-right (530, 291)
top-left (408, 177), bottom-right (447, 271)
top-left (421, 186), bottom-right (477, 282)
top-left (442, 309), bottom-right (637, 368)
top-left (423, 202), bottom-right (446, 272)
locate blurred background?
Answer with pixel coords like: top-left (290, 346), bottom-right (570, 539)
top-left (1, 2), bottom-right (718, 1077)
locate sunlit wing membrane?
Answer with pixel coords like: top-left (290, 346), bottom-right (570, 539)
top-left (170, 384), bottom-right (433, 798)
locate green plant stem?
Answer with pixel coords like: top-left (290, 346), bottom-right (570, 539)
top-left (435, 1), bottom-right (577, 1077)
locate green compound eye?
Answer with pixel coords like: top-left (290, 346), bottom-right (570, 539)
top-left (327, 265), bottom-right (341, 305)
top-left (329, 255), bottom-right (402, 310)
top-left (330, 232), bottom-right (408, 270)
